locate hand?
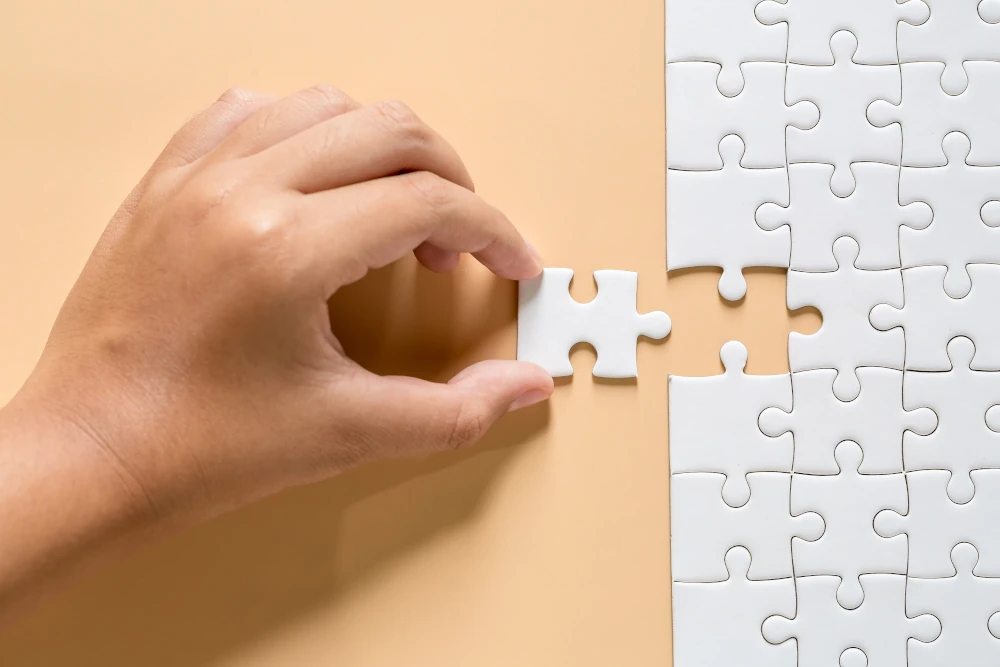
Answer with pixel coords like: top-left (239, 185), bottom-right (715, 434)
top-left (0, 85), bottom-right (552, 607)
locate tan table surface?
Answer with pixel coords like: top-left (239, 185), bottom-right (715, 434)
top-left (0, 1), bottom-right (818, 664)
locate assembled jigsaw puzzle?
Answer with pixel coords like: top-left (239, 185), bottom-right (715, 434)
top-left (664, 0), bottom-right (1000, 664)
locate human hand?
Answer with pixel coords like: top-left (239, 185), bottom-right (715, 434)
top-left (5, 85), bottom-right (553, 533)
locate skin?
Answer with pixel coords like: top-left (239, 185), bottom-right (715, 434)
top-left (0, 85), bottom-right (553, 618)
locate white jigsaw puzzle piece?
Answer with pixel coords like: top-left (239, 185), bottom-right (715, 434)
top-left (516, 268), bottom-right (671, 378)
top-left (869, 61), bottom-right (1000, 167)
top-left (757, 162), bottom-right (931, 272)
top-left (871, 264), bottom-right (1000, 371)
top-left (785, 31), bottom-right (902, 196)
top-left (907, 543), bottom-right (1000, 667)
top-left (759, 368), bottom-right (936, 475)
top-left (898, 0), bottom-right (1000, 94)
top-left (875, 469), bottom-right (1000, 577)
top-left (669, 341), bottom-right (792, 507)
top-left (791, 442), bottom-right (908, 610)
top-left (755, 0), bottom-right (930, 65)
top-left (672, 547), bottom-right (796, 667)
top-left (665, 0), bottom-right (786, 96)
top-left (670, 472), bottom-right (823, 582)
top-left (666, 61), bottom-right (819, 169)
top-left (899, 132), bottom-right (1000, 298)
top-left (904, 337), bottom-right (1000, 504)
top-left (787, 237), bottom-right (904, 401)
top-left (667, 135), bottom-right (790, 301)
top-left (762, 574), bottom-right (940, 667)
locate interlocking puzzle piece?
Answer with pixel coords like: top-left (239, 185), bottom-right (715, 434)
top-left (673, 547), bottom-right (796, 667)
top-left (667, 136), bottom-right (790, 301)
top-left (670, 472), bottom-right (823, 582)
top-left (666, 61), bottom-right (819, 170)
top-left (759, 368), bottom-right (936, 475)
top-left (875, 469), bottom-right (1000, 577)
top-left (907, 543), bottom-right (1000, 667)
top-left (839, 648), bottom-right (868, 667)
top-left (785, 31), bottom-right (901, 196)
top-left (899, 132), bottom-right (1000, 298)
top-left (762, 574), bottom-right (940, 667)
top-left (904, 338), bottom-right (1000, 503)
top-left (868, 61), bottom-right (1000, 167)
top-left (870, 265), bottom-right (1000, 372)
top-left (898, 0), bottom-right (1000, 94)
top-left (791, 442), bottom-right (907, 609)
top-left (516, 268), bottom-right (670, 378)
top-left (755, 0), bottom-right (930, 65)
top-left (665, 0), bottom-right (786, 96)
top-left (757, 162), bottom-right (931, 272)
top-left (787, 237), bottom-right (904, 401)
top-left (669, 341), bottom-right (792, 507)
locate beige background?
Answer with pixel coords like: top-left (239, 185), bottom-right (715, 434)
top-left (0, 1), bottom-right (818, 664)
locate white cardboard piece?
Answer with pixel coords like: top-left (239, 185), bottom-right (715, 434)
top-left (667, 135), bottom-right (790, 301)
top-left (755, 0), bottom-right (930, 65)
top-left (899, 132), bottom-right (1000, 298)
top-left (785, 31), bottom-right (902, 197)
top-left (666, 61), bottom-right (819, 170)
top-left (757, 162), bottom-right (931, 273)
top-left (870, 264), bottom-right (1000, 372)
top-left (665, 0), bottom-right (786, 96)
top-left (791, 442), bottom-right (908, 610)
top-left (875, 469), bottom-right (1000, 578)
top-left (672, 547), bottom-right (796, 667)
top-left (670, 472), bottom-right (824, 582)
top-left (907, 543), bottom-right (1000, 667)
top-left (904, 337), bottom-right (1000, 503)
top-left (670, 341), bottom-right (792, 507)
top-left (516, 269), bottom-right (671, 378)
top-left (762, 574), bottom-right (940, 667)
top-left (759, 368), bottom-right (937, 475)
top-left (787, 237), bottom-right (904, 401)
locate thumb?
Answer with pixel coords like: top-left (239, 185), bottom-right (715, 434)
top-left (336, 360), bottom-right (553, 462)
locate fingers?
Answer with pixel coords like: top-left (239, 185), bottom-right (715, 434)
top-left (252, 99), bottom-right (474, 194)
top-left (210, 84), bottom-right (360, 160)
top-left (332, 360), bottom-right (553, 462)
top-left (295, 171), bottom-right (543, 290)
top-left (155, 88), bottom-right (276, 170)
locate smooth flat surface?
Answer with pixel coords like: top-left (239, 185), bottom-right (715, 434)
top-left (0, 1), bottom-right (816, 665)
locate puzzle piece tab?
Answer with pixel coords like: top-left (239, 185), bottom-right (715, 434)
top-left (670, 341), bottom-right (792, 507)
top-left (667, 135), bottom-right (790, 301)
top-left (517, 269), bottom-right (670, 378)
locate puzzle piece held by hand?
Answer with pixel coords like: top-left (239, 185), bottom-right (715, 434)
top-left (517, 269), bottom-right (670, 378)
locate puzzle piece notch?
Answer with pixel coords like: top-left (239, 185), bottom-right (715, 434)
top-left (899, 132), bottom-right (1000, 299)
top-left (904, 337), bottom-right (1000, 504)
top-left (791, 442), bottom-right (908, 610)
top-left (755, 0), bottom-right (930, 65)
top-left (788, 236), bottom-right (904, 401)
top-left (517, 268), bottom-right (670, 378)
top-left (757, 162), bottom-right (930, 272)
top-left (868, 61), bottom-right (1000, 167)
top-left (984, 0), bottom-right (1000, 22)
top-left (670, 472), bottom-right (824, 582)
top-left (670, 341), bottom-right (792, 507)
top-left (987, 404), bottom-right (1000, 432)
top-left (984, 201), bottom-right (1000, 227)
top-left (874, 469), bottom-right (1000, 577)
top-left (668, 135), bottom-right (790, 301)
top-left (785, 31), bottom-right (902, 197)
top-left (839, 648), bottom-right (867, 667)
top-left (759, 367), bottom-right (936, 474)
top-left (666, 0), bottom-right (787, 97)
top-left (672, 547), bottom-right (796, 667)
top-left (907, 543), bottom-right (1000, 667)
top-left (762, 574), bottom-right (940, 666)
top-left (897, 0), bottom-right (1000, 94)
top-left (870, 265), bottom-right (1000, 371)
top-left (667, 61), bottom-right (819, 170)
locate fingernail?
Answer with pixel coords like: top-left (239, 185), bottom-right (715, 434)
top-left (524, 238), bottom-right (543, 266)
top-left (507, 388), bottom-right (550, 413)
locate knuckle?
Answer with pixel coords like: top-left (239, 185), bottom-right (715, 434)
top-left (372, 99), bottom-right (429, 141)
top-left (446, 400), bottom-right (485, 450)
top-left (216, 86), bottom-right (258, 108)
top-left (403, 171), bottom-right (454, 215)
top-left (305, 83), bottom-right (349, 111)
